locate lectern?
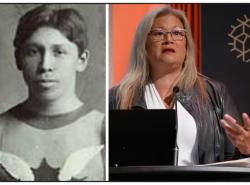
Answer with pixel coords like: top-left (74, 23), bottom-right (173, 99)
top-left (109, 109), bottom-right (177, 167)
top-left (109, 110), bottom-right (250, 181)
top-left (109, 166), bottom-right (250, 181)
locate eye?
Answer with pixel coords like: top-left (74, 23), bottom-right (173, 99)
top-left (173, 30), bottom-right (185, 36)
top-left (151, 30), bottom-right (165, 36)
top-left (54, 48), bottom-right (67, 56)
top-left (25, 47), bottom-right (39, 57)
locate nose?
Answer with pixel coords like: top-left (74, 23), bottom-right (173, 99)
top-left (38, 51), bottom-right (54, 73)
top-left (163, 32), bottom-right (174, 43)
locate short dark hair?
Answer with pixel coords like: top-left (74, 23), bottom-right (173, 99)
top-left (14, 5), bottom-right (88, 69)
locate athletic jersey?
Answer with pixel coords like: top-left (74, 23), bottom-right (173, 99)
top-left (0, 103), bottom-right (105, 181)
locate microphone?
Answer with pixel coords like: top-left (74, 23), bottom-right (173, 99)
top-left (173, 86), bottom-right (180, 94)
top-left (172, 86), bottom-right (179, 166)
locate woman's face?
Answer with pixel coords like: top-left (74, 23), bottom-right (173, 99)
top-left (146, 14), bottom-right (186, 74)
top-left (19, 26), bottom-right (86, 102)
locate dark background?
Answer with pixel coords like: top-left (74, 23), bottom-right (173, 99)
top-left (202, 4), bottom-right (250, 115)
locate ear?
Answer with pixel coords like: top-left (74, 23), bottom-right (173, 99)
top-left (76, 49), bottom-right (89, 72)
top-left (15, 50), bottom-right (22, 71)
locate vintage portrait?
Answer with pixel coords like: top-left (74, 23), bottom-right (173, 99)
top-left (0, 4), bottom-right (105, 181)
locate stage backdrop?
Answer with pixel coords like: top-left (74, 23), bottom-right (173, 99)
top-left (201, 4), bottom-right (250, 115)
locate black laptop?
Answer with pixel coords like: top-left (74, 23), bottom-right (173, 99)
top-left (109, 109), bottom-right (177, 167)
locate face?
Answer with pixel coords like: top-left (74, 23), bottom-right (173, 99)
top-left (146, 14), bottom-right (186, 74)
top-left (19, 27), bottom-right (87, 102)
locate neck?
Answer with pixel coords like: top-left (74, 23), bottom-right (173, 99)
top-left (151, 69), bottom-right (181, 100)
top-left (24, 94), bottom-right (83, 116)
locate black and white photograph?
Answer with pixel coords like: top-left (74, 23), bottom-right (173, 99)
top-left (0, 4), bottom-right (105, 181)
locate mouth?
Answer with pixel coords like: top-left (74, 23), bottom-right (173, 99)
top-left (36, 79), bottom-right (59, 88)
top-left (39, 79), bottom-right (58, 82)
top-left (162, 48), bottom-right (176, 53)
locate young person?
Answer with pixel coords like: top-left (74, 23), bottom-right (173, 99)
top-left (0, 5), bottom-right (105, 181)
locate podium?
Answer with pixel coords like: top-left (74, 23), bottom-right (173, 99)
top-left (109, 166), bottom-right (250, 181)
top-left (109, 110), bottom-right (250, 181)
top-left (109, 110), bottom-right (177, 166)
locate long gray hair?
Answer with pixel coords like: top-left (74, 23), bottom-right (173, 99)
top-left (117, 6), bottom-right (206, 109)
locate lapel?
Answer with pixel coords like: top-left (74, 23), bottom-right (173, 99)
top-left (131, 87), bottom-right (195, 111)
top-left (131, 89), bottom-right (147, 109)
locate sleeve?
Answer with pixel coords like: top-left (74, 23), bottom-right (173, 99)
top-left (109, 86), bottom-right (119, 110)
top-left (220, 83), bottom-right (241, 123)
top-left (0, 116), bottom-right (17, 181)
top-left (219, 83), bottom-right (242, 160)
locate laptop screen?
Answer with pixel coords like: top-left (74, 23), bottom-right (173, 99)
top-left (109, 109), bottom-right (177, 167)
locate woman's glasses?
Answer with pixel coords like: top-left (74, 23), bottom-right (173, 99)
top-left (149, 28), bottom-right (187, 42)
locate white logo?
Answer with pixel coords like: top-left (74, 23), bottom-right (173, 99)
top-left (228, 14), bottom-right (250, 63)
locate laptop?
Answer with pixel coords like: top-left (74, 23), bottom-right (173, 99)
top-left (109, 109), bottom-right (177, 167)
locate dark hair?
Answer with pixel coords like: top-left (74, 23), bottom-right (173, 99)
top-left (14, 5), bottom-right (88, 69)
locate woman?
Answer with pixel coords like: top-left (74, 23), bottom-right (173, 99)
top-left (109, 6), bottom-right (250, 165)
top-left (0, 5), bottom-right (105, 181)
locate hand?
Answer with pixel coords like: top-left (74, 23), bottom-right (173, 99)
top-left (220, 113), bottom-right (250, 155)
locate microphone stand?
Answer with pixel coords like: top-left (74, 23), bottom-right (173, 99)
top-left (173, 86), bottom-right (179, 166)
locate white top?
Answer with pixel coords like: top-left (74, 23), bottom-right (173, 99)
top-left (0, 106), bottom-right (105, 181)
top-left (145, 82), bottom-right (198, 165)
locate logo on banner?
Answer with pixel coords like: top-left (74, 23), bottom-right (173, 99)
top-left (228, 14), bottom-right (250, 63)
